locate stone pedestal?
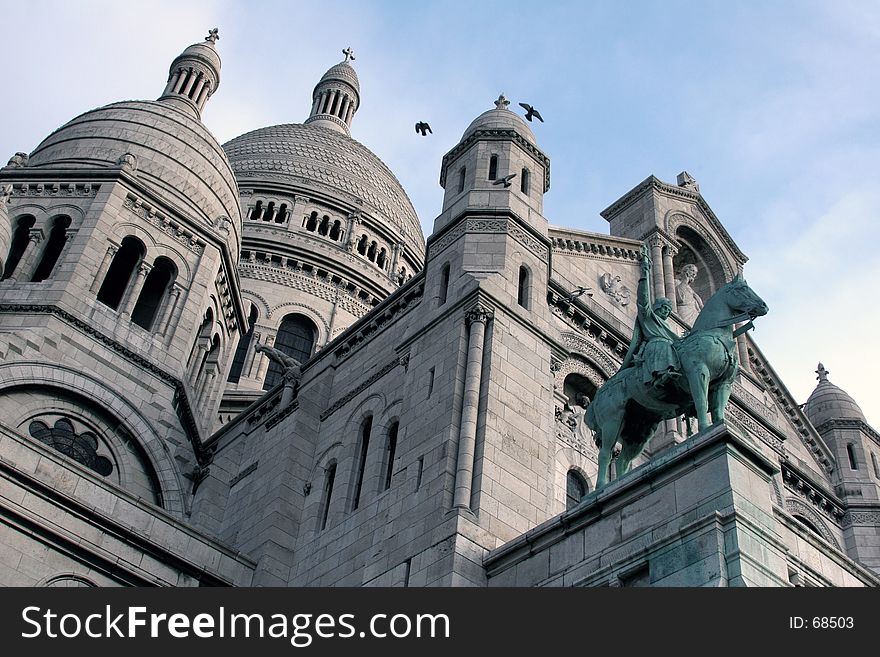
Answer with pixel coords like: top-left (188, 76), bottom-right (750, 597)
top-left (486, 424), bottom-right (793, 586)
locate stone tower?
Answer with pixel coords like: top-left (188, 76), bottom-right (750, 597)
top-left (0, 30), bottom-right (246, 518)
top-left (804, 364), bottom-right (880, 570)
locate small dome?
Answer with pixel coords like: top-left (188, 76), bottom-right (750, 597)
top-left (178, 41), bottom-right (222, 74)
top-left (224, 123), bottom-right (425, 256)
top-left (461, 98), bottom-right (537, 146)
top-left (26, 101), bottom-right (242, 257)
top-left (318, 61), bottom-right (360, 93)
top-left (803, 363), bottom-right (867, 426)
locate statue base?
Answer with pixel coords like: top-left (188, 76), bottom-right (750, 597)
top-left (485, 423), bottom-right (878, 586)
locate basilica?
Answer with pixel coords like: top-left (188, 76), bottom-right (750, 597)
top-left (0, 32), bottom-right (877, 587)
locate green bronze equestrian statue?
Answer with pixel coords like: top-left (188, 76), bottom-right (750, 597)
top-left (585, 243), bottom-right (768, 488)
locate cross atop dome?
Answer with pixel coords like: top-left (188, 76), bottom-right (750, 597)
top-left (816, 363), bottom-right (829, 382)
top-left (494, 93), bottom-right (510, 110)
top-left (205, 27), bottom-right (219, 44)
top-left (342, 47), bottom-right (355, 63)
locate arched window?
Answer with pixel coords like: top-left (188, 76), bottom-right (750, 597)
top-left (329, 220), bottom-right (342, 241)
top-left (872, 452), bottom-right (880, 479)
top-left (276, 203), bottom-right (288, 224)
top-left (263, 201), bottom-right (275, 222)
top-left (263, 314), bottom-right (316, 390)
top-left (96, 236), bottom-right (145, 310)
top-left (318, 215), bottom-right (330, 236)
top-left (376, 248), bottom-right (387, 269)
top-left (439, 263), bottom-right (450, 306)
top-left (520, 168), bottom-right (530, 194)
top-left (566, 470), bottom-right (588, 510)
top-left (357, 235), bottom-right (368, 255)
top-left (517, 265), bottom-right (530, 309)
top-left (320, 461), bottom-right (337, 531)
top-left (847, 443), bottom-right (858, 470)
top-left (367, 241), bottom-right (377, 262)
top-left (131, 257), bottom-right (176, 330)
top-left (2, 215), bottom-right (36, 280)
top-left (458, 167), bottom-right (466, 193)
top-left (351, 416), bottom-right (372, 511)
top-left (250, 200), bottom-right (263, 221)
top-left (381, 422), bottom-right (399, 492)
top-left (31, 215), bottom-right (71, 282)
top-left (188, 308), bottom-right (214, 371)
top-left (488, 155), bottom-right (498, 181)
top-left (29, 418), bottom-right (113, 476)
top-left (305, 211), bottom-right (318, 232)
top-left (793, 514), bottom-right (824, 538)
top-left (227, 304), bottom-right (258, 383)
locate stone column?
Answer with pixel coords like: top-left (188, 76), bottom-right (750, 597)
top-left (453, 305), bottom-right (492, 510)
top-left (648, 235), bottom-right (665, 301)
top-left (195, 81), bottom-right (212, 108)
top-left (120, 262), bottom-right (152, 318)
top-left (190, 77), bottom-right (207, 103)
top-left (244, 331), bottom-right (262, 379)
top-left (9, 228), bottom-right (44, 281)
top-left (290, 195), bottom-right (310, 228)
top-left (339, 96), bottom-right (350, 120)
top-left (346, 212), bottom-right (361, 251)
top-left (181, 69), bottom-right (199, 97)
top-left (663, 244), bottom-right (678, 313)
top-left (164, 70), bottom-right (181, 96)
top-left (172, 69), bottom-right (188, 93)
top-left (254, 333), bottom-right (276, 384)
top-left (390, 243), bottom-right (401, 281)
top-left (158, 283), bottom-right (183, 337)
top-left (90, 245), bottom-right (119, 292)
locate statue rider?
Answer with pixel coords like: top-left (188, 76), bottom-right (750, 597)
top-left (255, 343), bottom-right (303, 407)
top-left (621, 243), bottom-right (680, 389)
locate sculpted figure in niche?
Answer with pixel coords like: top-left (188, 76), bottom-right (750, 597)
top-left (570, 393), bottom-right (594, 447)
top-left (675, 263), bottom-right (704, 326)
top-left (599, 273), bottom-right (631, 307)
top-left (255, 343), bottom-right (303, 407)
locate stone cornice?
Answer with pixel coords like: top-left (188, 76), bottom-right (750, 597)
top-left (814, 417), bottom-right (880, 446)
top-left (548, 228), bottom-right (641, 262)
top-left (0, 303), bottom-right (209, 464)
top-left (426, 210), bottom-right (550, 262)
top-left (439, 128), bottom-right (551, 192)
top-left (599, 175), bottom-right (747, 265)
top-left (781, 461), bottom-right (845, 522)
top-left (320, 354), bottom-right (409, 422)
top-left (547, 278), bottom-right (630, 354)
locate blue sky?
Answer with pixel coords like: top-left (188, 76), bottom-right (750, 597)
top-left (2, 0), bottom-right (878, 428)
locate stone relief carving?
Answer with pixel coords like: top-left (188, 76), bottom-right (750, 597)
top-left (599, 272), bottom-right (631, 307)
top-left (555, 394), bottom-right (596, 458)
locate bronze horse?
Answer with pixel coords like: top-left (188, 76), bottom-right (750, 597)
top-left (585, 275), bottom-right (768, 488)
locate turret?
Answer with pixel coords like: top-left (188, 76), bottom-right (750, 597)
top-left (303, 47), bottom-right (360, 136)
top-left (158, 28), bottom-right (222, 119)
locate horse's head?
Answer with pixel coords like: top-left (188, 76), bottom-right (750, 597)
top-left (721, 274), bottom-right (769, 319)
top-left (692, 274), bottom-right (768, 331)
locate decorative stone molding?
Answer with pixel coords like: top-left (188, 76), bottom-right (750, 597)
top-left (123, 194), bottom-right (206, 255)
top-left (549, 233), bottom-right (640, 261)
top-left (841, 510), bottom-right (880, 527)
top-left (785, 499), bottom-right (840, 548)
top-left (429, 215), bottom-right (549, 261)
top-left (215, 268), bottom-right (238, 332)
top-left (726, 403), bottom-right (786, 456)
top-left (8, 182), bottom-right (97, 198)
top-left (666, 211), bottom-right (734, 281)
top-left (549, 289), bottom-right (627, 361)
top-left (814, 417), bottom-right (880, 446)
top-left (781, 463), bottom-right (845, 522)
top-left (558, 333), bottom-right (617, 381)
top-left (320, 357), bottom-right (405, 421)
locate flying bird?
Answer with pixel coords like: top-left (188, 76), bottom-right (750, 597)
top-left (519, 103), bottom-right (544, 123)
top-left (564, 286), bottom-right (592, 303)
top-left (492, 173), bottom-right (517, 188)
top-left (415, 122), bottom-right (432, 136)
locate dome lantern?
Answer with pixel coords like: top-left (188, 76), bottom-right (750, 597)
top-left (158, 28), bottom-right (222, 120)
top-left (304, 47), bottom-right (361, 136)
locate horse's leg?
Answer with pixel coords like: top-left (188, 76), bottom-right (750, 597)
top-left (709, 380), bottom-right (733, 425)
top-left (596, 413), bottom-right (623, 488)
top-left (684, 363), bottom-right (711, 431)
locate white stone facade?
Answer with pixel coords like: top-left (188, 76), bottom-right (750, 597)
top-left (0, 34), bottom-right (878, 588)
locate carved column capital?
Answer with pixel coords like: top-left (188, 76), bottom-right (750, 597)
top-left (465, 304), bottom-right (493, 326)
top-left (646, 234), bottom-right (665, 250)
top-left (136, 262), bottom-right (153, 277)
top-left (27, 228), bottom-right (44, 244)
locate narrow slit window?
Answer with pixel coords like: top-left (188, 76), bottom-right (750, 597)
top-left (847, 443), bottom-right (858, 470)
top-left (517, 265), bottom-right (530, 309)
top-left (351, 416), bottom-right (372, 511)
top-left (488, 155), bottom-right (498, 180)
top-left (439, 263), bottom-right (450, 306)
top-left (520, 168), bottom-right (530, 194)
top-left (382, 422), bottom-right (399, 492)
top-left (320, 462), bottom-right (337, 531)
top-left (458, 167), bottom-right (466, 193)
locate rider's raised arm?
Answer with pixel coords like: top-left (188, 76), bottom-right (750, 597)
top-left (637, 243), bottom-right (652, 313)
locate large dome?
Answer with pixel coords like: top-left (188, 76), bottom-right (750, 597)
top-left (223, 123), bottom-right (425, 255)
top-left (26, 100), bottom-right (242, 251)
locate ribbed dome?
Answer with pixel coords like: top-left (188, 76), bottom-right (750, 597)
top-left (223, 123), bottom-right (425, 255)
top-left (26, 100), bottom-right (242, 253)
top-left (318, 61), bottom-right (359, 92)
top-left (462, 107), bottom-right (537, 145)
top-left (804, 364), bottom-right (867, 426)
